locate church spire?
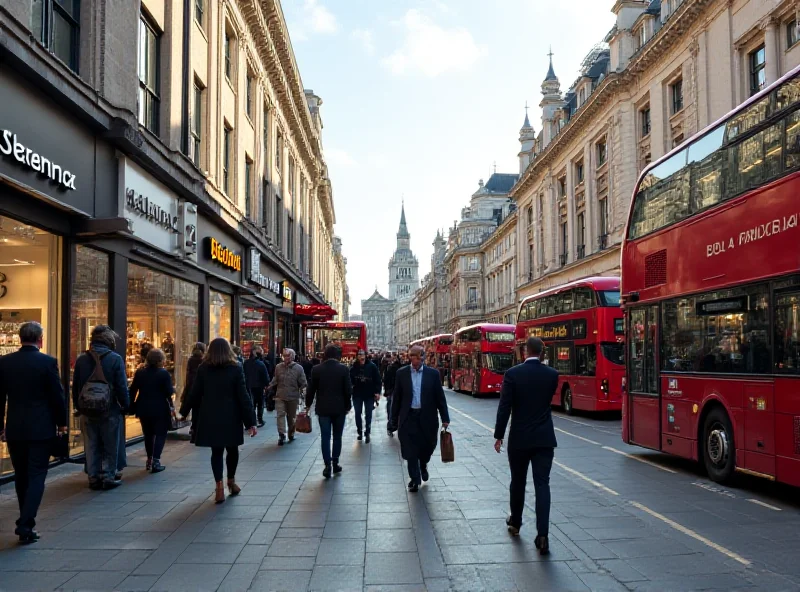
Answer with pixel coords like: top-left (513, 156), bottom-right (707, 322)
top-left (397, 202), bottom-right (409, 238)
top-left (545, 46), bottom-right (557, 81)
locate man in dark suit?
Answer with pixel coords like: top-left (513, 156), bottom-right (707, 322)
top-left (391, 345), bottom-right (450, 492)
top-left (494, 337), bottom-right (558, 554)
top-left (306, 344), bottom-right (353, 479)
top-left (0, 322), bottom-right (67, 544)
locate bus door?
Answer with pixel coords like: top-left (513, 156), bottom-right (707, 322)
top-left (627, 306), bottom-right (660, 450)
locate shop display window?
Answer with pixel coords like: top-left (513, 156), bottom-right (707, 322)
top-left (126, 263), bottom-right (198, 438)
top-left (209, 290), bottom-right (232, 341)
top-left (68, 245), bottom-right (110, 456)
top-left (0, 216), bottom-right (62, 475)
top-left (240, 306), bottom-right (272, 359)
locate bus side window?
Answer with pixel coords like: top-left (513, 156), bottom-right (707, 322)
top-left (576, 345), bottom-right (596, 376)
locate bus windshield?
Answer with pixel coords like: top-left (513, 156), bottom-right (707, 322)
top-left (598, 291), bottom-right (621, 307)
top-left (319, 328), bottom-right (362, 341)
top-left (600, 342), bottom-right (624, 365)
top-left (484, 353), bottom-right (514, 374)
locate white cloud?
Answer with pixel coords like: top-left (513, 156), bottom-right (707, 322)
top-left (351, 28), bottom-right (375, 55)
top-left (328, 148), bottom-right (357, 168)
top-left (296, 0), bottom-right (338, 37)
top-left (382, 9), bottom-right (487, 78)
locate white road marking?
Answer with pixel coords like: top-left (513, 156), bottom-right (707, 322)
top-left (448, 406), bottom-right (495, 433)
top-left (602, 446), bottom-right (677, 473)
top-left (629, 501), bottom-right (752, 566)
top-left (552, 412), bottom-right (597, 428)
top-left (556, 427), bottom-right (601, 445)
top-left (747, 498), bottom-right (782, 511)
top-left (692, 481), bottom-right (737, 499)
top-left (553, 460), bottom-right (620, 496)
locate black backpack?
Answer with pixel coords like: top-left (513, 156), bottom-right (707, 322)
top-left (77, 351), bottom-right (113, 418)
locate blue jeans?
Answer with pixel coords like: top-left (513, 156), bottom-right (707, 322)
top-left (318, 414), bottom-right (346, 466)
top-left (82, 410), bottom-right (121, 483)
top-left (353, 396), bottom-right (373, 435)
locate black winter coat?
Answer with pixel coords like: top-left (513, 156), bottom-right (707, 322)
top-left (350, 360), bottom-right (381, 399)
top-left (182, 353), bottom-right (204, 403)
top-left (130, 367), bottom-right (174, 432)
top-left (179, 363), bottom-right (256, 448)
top-left (306, 359), bottom-right (352, 417)
top-left (383, 361), bottom-right (401, 396)
top-left (244, 356), bottom-right (270, 391)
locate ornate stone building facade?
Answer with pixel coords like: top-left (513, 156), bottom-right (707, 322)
top-left (514, 0), bottom-right (800, 302)
top-left (361, 289), bottom-right (395, 351)
top-left (482, 210), bottom-right (518, 325)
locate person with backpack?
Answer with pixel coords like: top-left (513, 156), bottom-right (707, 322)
top-left (71, 325), bottom-right (129, 490)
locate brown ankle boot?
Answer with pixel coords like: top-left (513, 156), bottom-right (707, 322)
top-left (227, 478), bottom-right (241, 496)
top-left (214, 481), bottom-right (225, 504)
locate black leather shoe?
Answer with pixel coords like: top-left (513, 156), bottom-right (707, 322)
top-left (365, 433), bottom-right (371, 443)
top-left (408, 482), bottom-right (419, 493)
top-left (288, 434), bottom-right (295, 442)
top-left (323, 465), bottom-right (332, 479)
top-left (278, 435), bottom-right (285, 446)
top-left (506, 516), bottom-right (520, 536)
top-left (535, 535), bottom-right (550, 555)
top-left (115, 472), bottom-right (123, 481)
top-left (332, 463), bottom-right (343, 474)
top-left (420, 464), bottom-right (429, 482)
top-left (17, 532), bottom-right (38, 545)
top-left (257, 420), bottom-right (265, 428)
top-left (145, 458), bottom-right (152, 471)
top-left (102, 479), bottom-right (122, 490)
top-left (151, 460), bottom-right (166, 473)
top-left (357, 432), bottom-right (363, 441)
top-left (89, 482), bottom-right (103, 491)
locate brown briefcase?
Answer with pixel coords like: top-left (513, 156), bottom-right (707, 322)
top-left (440, 427), bottom-right (454, 463)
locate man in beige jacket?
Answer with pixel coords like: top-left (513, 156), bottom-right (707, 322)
top-left (269, 348), bottom-right (308, 446)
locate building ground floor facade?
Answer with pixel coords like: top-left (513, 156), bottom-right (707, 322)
top-left (0, 65), bottom-right (320, 479)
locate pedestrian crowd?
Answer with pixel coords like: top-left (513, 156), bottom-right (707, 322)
top-left (0, 322), bottom-right (558, 558)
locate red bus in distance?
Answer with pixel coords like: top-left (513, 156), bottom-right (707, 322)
top-left (409, 334), bottom-right (453, 385)
top-left (450, 324), bottom-right (515, 397)
top-left (304, 321), bottom-right (367, 365)
top-left (621, 64), bottom-right (800, 487)
top-left (516, 277), bottom-right (624, 414)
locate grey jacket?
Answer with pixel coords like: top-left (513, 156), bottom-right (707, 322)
top-left (269, 361), bottom-right (308, 401)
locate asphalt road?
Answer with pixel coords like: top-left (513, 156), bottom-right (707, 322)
top-left (443, 387), bottom-right (800, 590)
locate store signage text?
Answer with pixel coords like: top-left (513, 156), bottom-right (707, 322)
top-left (126, 188), bottom-right (180, 232)
top-left (706, 213), bottom-right (799, 258)
top-left (1, 129), bottom-right (76, 191)
top-left (248, 248), bottom-right (281, 295)
top-left (281, 282), bottom-right (293, 303)
top-left (207, 238), bottom-right (242, 272)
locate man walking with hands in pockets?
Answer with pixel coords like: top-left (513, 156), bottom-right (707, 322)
top-left (390, 345), bottom-right (449, 493)
top-left (493, 337), bottom-right (558, 554)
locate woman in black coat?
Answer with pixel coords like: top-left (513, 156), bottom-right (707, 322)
top-left (179, 338), bottom-right (257, 503)
top-left (182, 342), bottom-right (206, 443)
top-left (130, 348), bottom-right (174, 473)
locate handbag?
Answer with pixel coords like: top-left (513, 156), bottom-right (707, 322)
top-left (295, 410), bottom-right (312, 434)
top-left (266, 385), bottom-right (277, 412)
top-left (440, 427), bottom-right (455, 463)
top-left (50, 433), bottom-right (69, 460)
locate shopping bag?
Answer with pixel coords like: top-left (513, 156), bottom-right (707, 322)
top-left (266, 386), bottom-right (277, 412)
top-left (295, 410), bottom-right (312, 434)
top-left (49, 433), bottom-right (69, 460)
top-left (440, 427), bottom-right (455, 463)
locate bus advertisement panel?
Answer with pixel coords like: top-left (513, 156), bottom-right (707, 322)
top-left (621, 65), bottom-right (800, 487)
top-left (450, 324), bottom-right (515, 397)
top-left (516, 277), bottom-right (624, 414)
top-left (304, 321), bottom-right (367, 365)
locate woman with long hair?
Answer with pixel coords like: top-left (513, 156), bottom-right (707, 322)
top-left (179, 338), bottom-right (257, 503)
top-left (129, 348), bottom-right (174, 473)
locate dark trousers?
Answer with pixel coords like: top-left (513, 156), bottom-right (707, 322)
top-left (251, 387), bottom-right (265, 421)
top-left (402, 410), bottom-right (431, 485)
top-left (139, 417), bottom-right (167, 460)
top-left (508, 446), bottom-right (554, 537)
top-left (352, 396), bottom-right (373, 434)
top-left (211, 446), bottom-right (239, 482)
top-left (318, 414), bottom-right (346, 466)
top-left (385, 396), bottom-right (393, 431)
top-left (7, 440), bottom-right (51, 533)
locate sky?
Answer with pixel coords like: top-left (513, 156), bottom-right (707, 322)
top-left (283, 1), bottom-right (618, 315)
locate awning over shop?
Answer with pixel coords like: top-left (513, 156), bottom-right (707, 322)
top-left (294, 303), bottom-right (337, 321)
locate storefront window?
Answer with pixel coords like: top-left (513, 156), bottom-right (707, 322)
top-left (240, 306), bottom-right (272, 359)
top-left (209, 290), bottom-right (232, 340)
top-left (126, 263), bottom-right (198, 438)
top-left (0, 215), bottom-right (62, 475)
top-left (68, 245), bottom-right (110, 455)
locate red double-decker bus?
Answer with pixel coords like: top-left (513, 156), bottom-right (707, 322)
top-left (621, 65), bottom-right (800, 487)
top-left (304, 321), bottom-right (367, 365)
top-left (409, 334), bottom-right (454, 385)
top-left (450, 324), bottom-right (515, 396)
top-left (516, 277), bottom-right (624, 414)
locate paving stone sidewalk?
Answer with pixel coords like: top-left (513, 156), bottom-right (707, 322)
top-left (0, 396), bottom-right (770, 592)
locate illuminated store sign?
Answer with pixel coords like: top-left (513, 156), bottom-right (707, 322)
top-left (1, 129), bottom-right (76, 190)
top-left (207, 238), bottom-right (242, 272)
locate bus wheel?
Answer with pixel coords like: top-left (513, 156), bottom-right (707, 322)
top-left (562, 387), bottom-right (574, 415)
top-left (703, 407), bottom-right (736, 484)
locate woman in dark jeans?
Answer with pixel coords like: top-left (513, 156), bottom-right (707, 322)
top-left (129, 348), bottom-right (174, 473)
top-left (179, 338), bottom-right (257, 503)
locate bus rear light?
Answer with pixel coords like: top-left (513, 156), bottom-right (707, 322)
top-left (601, 378), bottom-right (609, 397)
